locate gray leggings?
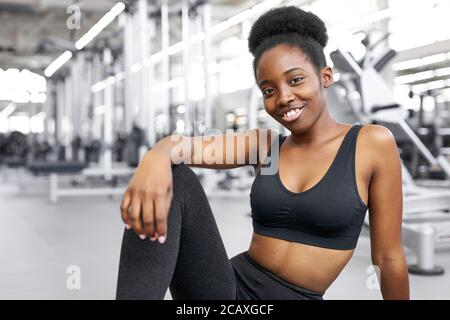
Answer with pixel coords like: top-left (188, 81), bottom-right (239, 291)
top-left (115, 163), bottom-right (324, 300)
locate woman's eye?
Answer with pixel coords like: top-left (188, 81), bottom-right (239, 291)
top-left (262, 88), bottom-right (273, 96)
top-left (290, 77), bottom-right (304, 84)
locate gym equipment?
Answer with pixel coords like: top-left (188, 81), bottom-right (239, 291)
top-left (71, 135), bottom-right (83, 162)
top-left (198, 166), bottom-right (255, 200)
top-left (113, 133), bottom-right (127, 162)
top-left (2, 131), bottom-right (29, 161)
top-left (31, 140), bottom-right (52, 161)
top-left (0, 133), bottom-right (7, 162)
top-left (216, 167), bottom-right (254, 192)
top-left (123, 125), bottom-right (146, 167)
top-left (84, 139), bottom-right (102, 164)
top-left (28, 161), bottom-right (134, 204)
top-left (329, 32), bottom-right (450, 275)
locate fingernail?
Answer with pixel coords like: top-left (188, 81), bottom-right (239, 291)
top-left (139, 234), bottom-right (146, 240)
top-left (149, 236), bottom-right (157, 241)
top-left (125, 224), bottom-right (131, 230)
top-left (158, 236), bottom-right (166, 244)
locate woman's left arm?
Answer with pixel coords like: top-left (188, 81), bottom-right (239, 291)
top-left (366, 125), bottom-right (410, 300)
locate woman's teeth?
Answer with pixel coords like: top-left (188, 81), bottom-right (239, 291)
top-left (282, 108), bottom-right (304, 122)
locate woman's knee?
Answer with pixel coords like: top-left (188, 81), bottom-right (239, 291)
top-left (171, 163), bottom-right (203, 192)
top-left (170, 163), bottom-right (211, 215)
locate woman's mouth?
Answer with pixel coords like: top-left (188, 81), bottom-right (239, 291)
top-left (281, 106), bottom-right (305, 123)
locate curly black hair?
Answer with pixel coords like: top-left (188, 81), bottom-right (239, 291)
top-left (248, 6), bottom-right (328, 78)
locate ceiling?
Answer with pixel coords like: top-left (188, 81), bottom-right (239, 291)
top-left (0, 0), bottom-right (262, 72)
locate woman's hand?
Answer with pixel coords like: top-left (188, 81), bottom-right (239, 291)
top-left (120, 149), bottom-right (174, 244)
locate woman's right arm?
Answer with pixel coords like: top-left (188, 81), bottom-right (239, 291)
top-left (120, 128), bottom-right (273, 243)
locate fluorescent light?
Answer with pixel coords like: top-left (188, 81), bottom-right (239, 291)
top-left (11, 91), bottom-right (30, 103)
top-left (90, 0), bottom-right (284, 93)
top-left (393, 52), bottom-right (450, 72)
top-left (31, 111), bottom-right (46, 119)
top-left (91, 80), bottom-right (108, 93)
top-left (150, 51), bottom-right (165, 63)
top-left (411, 83), bottom-right (427, 94)
top-left (408, 70), bottom-right (433, 83)
top-left (45, 2), bottom-right (125, 78)
top-left (395, 66), bottom-right (450, 85)
top-left (44, 51), bottom-right (73, 77)
top-left (151, 77), bottom-right (183, 92)
top-left (435, 67), bottom-right (450, 77)
top-left (166, 42), bottom-right (183, 56)
top-left (91, 76), bottom-right (114, 93)
top-left (394, 74), bottom-right (414, 85)
top-left (107, 76), bottom-right (116, 85)
top-left (426, 80), bottom-right (446, 90)
top-left (208, 9), bottom-right (253, 36)
top-left (0, 102), bottom-right (16, 117)
top-left (115, 71), bottom-right (125, 82)
top-left (395, 70), bottom-right (436, 85)
top-left (75, 2), bottom-right (125, 50)
top-left (131, 63), bottom-right (142, 73)
top-left (143, 57), bottom-right (151, 67)
top-left (207, 0), bottom-right (283, 36)
top-left (411, 78), bottom-right (450, 93)
top-left (141, 0), bottom-right (281, 61)
top-left (91, 73), bottom-right (125, 93)
top-left (191, 32), bottom-right (206, 43)
top-left (210, 54), bottom-right (252, 74)
top-left (30, 93), bottom-right (47, 103)
top-left (252, 0), bottom-right (283, 13)
top-left (392, 59), bottom-right (423, 71)
top-left (0, 68), bottom-right (46, 102)
top-left (422, 53), bottom-right (447, 65)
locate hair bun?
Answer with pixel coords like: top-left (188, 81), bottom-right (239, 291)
top-left (248, 6), bottom-right (328, 56)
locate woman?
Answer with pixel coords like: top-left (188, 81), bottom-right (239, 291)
top-left (116, 6), bottom-right (409, 300)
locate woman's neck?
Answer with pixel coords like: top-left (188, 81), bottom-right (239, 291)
top-left (288, 108), bottom-right (343, 147)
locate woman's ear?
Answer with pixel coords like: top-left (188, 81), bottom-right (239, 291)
top-left (320, 66), bottom-right (333, 88)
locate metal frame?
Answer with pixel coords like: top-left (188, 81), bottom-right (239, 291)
top-left (48, 167), bottom-right (134, 204)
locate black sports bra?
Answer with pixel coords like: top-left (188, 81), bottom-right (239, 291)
top-left (250, 124), bottom-right (368, 250)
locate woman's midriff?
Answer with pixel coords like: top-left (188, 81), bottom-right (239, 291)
top-left (248, 232), bottom-right (355, 294)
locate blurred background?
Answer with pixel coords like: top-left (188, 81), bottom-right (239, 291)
top-left (0, 0), bottom-right (450, 299)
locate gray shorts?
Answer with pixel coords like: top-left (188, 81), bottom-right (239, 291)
top-left (230, 251), bottom-right (324, 300)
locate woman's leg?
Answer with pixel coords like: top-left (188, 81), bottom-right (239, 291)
top-left (116, 163), bottom-right (237, 300)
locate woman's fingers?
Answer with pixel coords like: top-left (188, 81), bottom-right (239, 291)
top-left (154, 193), bottom-right (170, 244)
top-left (123, 189), bottom-right (172, 243)
top-left (142, 198), bottom-right (156, 239)
top-left (129, 198), bottom-right (145, 238)
top-left (120, 192), bottom-right (131, 229)
top-left (119, 153), bottom-right (173, 243)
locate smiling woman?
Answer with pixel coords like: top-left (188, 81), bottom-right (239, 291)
top-left (245, 7), bottom-right (408, 299)
top-left (116, 5), bottom-right (409, 301)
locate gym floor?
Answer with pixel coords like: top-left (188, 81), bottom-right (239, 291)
top-left (1, 179), bottom-right (449, 300)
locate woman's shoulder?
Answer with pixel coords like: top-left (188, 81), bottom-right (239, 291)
top-left (358, 123), bottom-right (396, 146)
top-left (358, 124), bottom-right (399, 171)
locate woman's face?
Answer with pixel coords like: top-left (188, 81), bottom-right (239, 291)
top-left (255, 44), bottom-right (332, 133)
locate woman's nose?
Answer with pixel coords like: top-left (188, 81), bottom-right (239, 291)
top-left (276, 87), bottom-right (295, 106)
